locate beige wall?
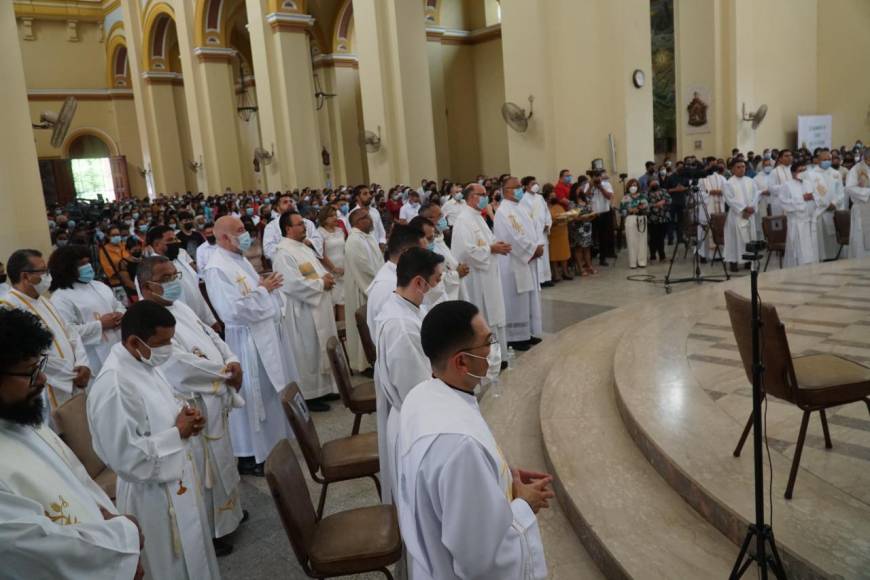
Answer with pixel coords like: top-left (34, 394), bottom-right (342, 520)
top-left (17, 19), bottom-right (105, 89)
top-left (470, 37), bottom-right (509, 178)
top-left (335, 65), bottom-right (368, 185)
top-left (443, 43), bottom-right (482, 182)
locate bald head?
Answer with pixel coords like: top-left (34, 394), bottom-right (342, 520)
top-left (214, 216), bottom-right (246, 253)
top-left (349, 207), bottom-right (373, 233)
top-left (462, 183), bottom-right (486, 208)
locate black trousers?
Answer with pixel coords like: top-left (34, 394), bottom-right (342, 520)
top-left (648, 222), bottom-right (667, 260)
top-left (666, 205), bottom-right (685, 243)
top-left (593, 211), bottom-right (614, 264)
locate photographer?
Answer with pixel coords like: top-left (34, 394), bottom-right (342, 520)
top-left (589, 170), bottom-right (615, 266)
top-left (665, 160), bottom-right (691, 245)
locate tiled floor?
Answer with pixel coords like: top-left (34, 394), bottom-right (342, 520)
top-left (218, 244), bottom-right (779, 579)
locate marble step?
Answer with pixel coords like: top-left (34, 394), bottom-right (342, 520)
top-left (540, 305), bottom-right (738, 579)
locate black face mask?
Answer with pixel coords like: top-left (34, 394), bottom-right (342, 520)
top-left (182, 221), bottom-right (193, 230)
top-left (0, 274), bottom-right (6, 284)
top-left (165, 242), bottom-right (181, 261)
top-left (206, 235), bottom-right (216, 245)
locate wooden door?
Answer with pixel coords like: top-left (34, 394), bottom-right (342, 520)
top-left (109, 155), bottom-right (130, 199)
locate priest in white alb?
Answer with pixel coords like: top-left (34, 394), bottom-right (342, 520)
top-left (699, 166), bottom-right (728, 261)
top-left (138, 256), bottom-right (246, 555)
top-left (203, 216), bottom-right (298, 475)
top-left (344, 209), bottom-right (386, 373)
top-left (367, 224), bottom-right (426, 339)
top-left (272, 211), bottom-right (340, 411)
top-left (396, 300), bottom-right (553, 580)
top-left (0, 308), bottom-right (142, 579)
top-left (780, 160), bottom-right (823, 267)
top-left (753, 158), bottom-right (776, 238)
top-left (519, 177), bottom-right (552, 286)
top-left (723, 159), bottom-right (760, 271)
top-left (451, 183), bottom-right (509, 365)
top-left (418, 205), bottom-right (469, 303)
top-left (1, 250), bottom-right (92, 414)
top-left (809, 149), bottom-right (845, 261)
top-left (373, 247), bottom-right (443, 502)
top-left (766, 149), bottom-right (795, 218)
top-left (494, 177), bottom-right (544, 351)
top-left (845, 148), bottom-right (870, 259)
top-left (88, 301), bottom-right (220, 580)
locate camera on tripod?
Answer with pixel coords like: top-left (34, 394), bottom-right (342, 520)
top-left (743, 240), bottom-right (767, 261)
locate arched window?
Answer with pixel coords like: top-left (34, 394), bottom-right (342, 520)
top-left (68, 134), bottom-right (116, 201)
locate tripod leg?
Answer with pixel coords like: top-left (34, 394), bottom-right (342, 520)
top-left (819, 409), bottom-right (833, 449)
top-left (785, 411), bottom-right (811, 499)
top-left (765, 529), bottom-right (788, 580)
top-left (764, 252), bottom-right (772, 272)
top-left (734, 412), bottom-right (753, 457)
top-left (729, 527), bottom-right (756, 580)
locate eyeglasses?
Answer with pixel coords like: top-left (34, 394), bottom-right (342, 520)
top-left (156, 272), bottom-right (183, 283)
top-left (21, 269), bottom-right (47, 274)
top-left (1, 355), bottom-right (48, 386)
top-left (455, 334), bottom-right (498, 356)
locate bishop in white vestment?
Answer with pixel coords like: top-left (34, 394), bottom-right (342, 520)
top-left (344, 210), bottom-right (386, 372)
top-left (89, 331), bottom-right (220, 580)
top-left (722, 162), bottom-right (760, 266)
top-left (272, 227), bottom-right (339, 401)
top-left (845, 151), bottom-right (870, 259)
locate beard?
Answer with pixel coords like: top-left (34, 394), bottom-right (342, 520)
top-left (0, 390), bottom-right (45, 427)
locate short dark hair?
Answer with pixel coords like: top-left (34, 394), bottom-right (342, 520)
top-left (48, 245), bottom-right (90, 291)
top-left (0, 309), bottom-right (53, 373)
top-left (418, 203), bottom-right (440, 221)
top-left (146, 225), bottom-right (172, 246)
top-left (558, 169), bottom-right (570, 177)
top-left (7, 249), bottom-right (42, 284)
top-left (421, 300), bottom-right (480, 369)
top-left (521, 175), bottom-right (536, 187)
top-left (387, 224), bottom-right (424, 259)
top-left (396, 247), bottom-right (444, 287)
top-left (121, 300), bottom-right (176, 342)
top-left (136, 255), bottom-right (171, 287)
top-left (279, 210), bottom-right (302, 236)
top-left (408, 216), bottom-right (434, 235)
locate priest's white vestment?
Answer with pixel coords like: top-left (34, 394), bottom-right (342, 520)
top-left (0, 420), bottom-right (140, 579)
top-left (520, 191), bottom-right (552, 284)
top-left (88, 343), bottom-right (220, 580)
top-left (493, 200), bottom-right (542, 342)
top-left (366, 261), bottom-right (397, 340)
top-left (723, 176), bottom-right (759, 264)
top-left (425, 233), bottom-right (466, 305)
top-left (203, 247), bottom-right (297, 463)
top-left (395, 379), bottom-right (547, 580)
top-left (160, 299), bottom-right (245, 539)
top-left (808, 167), bottom-right (845, 261)
top-left (766, 165), bottom-right (793, 217)
top-left (175, 248), bottom-right (217, 327)
top-left (753, 170), bottom-right (774, 237)
top-left (845, 161), bottom-right (870, 259)
top-left (344, 228), bottom-right (385, 372)
top-left (272, 238), bottom-right (339, 400)
top-left (699, 173), bottom-right (727, 259)
top-left (780, 177), bottom-right (822, 267)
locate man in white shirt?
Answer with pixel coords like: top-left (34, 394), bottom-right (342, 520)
top-left (845, 148), bottom-right (870, 259)
top-left (699, 166), bottom-right (728, 262)
top-left (494, 177), bottom-right (544, 352)
top-left (399, 190), bottom-right (422, 224)
top-left (195, 223), bottom-right (218, 276)
top-left (88, 301), bottom-right (220, 580)
top-left (451, 184), bottom-right (509, 368)
top-left (395, 300), bottom-right (553, 580)
top-left (262, 192), bottom-right (324, 261)
top-left (373, 247), bottom-right (444, 503)
top-left (810, 149), bottom-right (846, 260)
top-left (590, 171), bottom-right (615, 266)
top-left (1, 250), bottom-right (92, 416)
top-left (272, 211), bottom-right (340, 412)
top-left (441, 184), bottom-right (466, 227)
top-left (0, 308), bottom-right (142, 580)
top-left (723, 159), bottom-right (760, 271)
top-left (138, 257), bottom-right (246, 557)
top-left (344, 209), bottom-right (386, 373)
top-left (519, 176), bottom-right (553, 287)
top-left (366, 224), bottom-right (426, 340)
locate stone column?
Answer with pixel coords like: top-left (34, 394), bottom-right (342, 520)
top-left (0, 2), bottom-right (51, 257)
top-left (354, 0), bottom-right (438, 185)
top-left (140, 74), bottom-right (189, 195)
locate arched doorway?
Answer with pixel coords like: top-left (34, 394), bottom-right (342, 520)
top-left (65, 132), bottom-right (120, 201)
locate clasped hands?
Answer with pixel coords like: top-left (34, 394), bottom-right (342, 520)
top-left (511, 468), bottom-right (555, 514)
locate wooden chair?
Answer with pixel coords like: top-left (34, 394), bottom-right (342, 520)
top-left (355, 305), bottom-right (378, 369)
top-left (833, 209), bottom-right (850, 260)
top-left (326, 336), bottom-right (376, 435)
top-left (266, 439), bottom-right (401, 579)
top-left (761, 215), bottom-right (787, 271)
top-left (708, 212), bottom-right (727, 263)
top-left (51, 394), bottom-right (117, 500)
top-left (280, 383), bottom-right (380, 518)
top-left (725, 290), bottom-right (870, 499)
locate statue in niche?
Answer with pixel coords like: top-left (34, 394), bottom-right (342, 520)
top-left (687, 91), bottom-right (708, 127)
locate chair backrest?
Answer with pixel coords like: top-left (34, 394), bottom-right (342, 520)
top-left (355, 305), bottom-right (377, 367)
top-left (762, 215), bottom-right (787, 248)
top-left (51, 393), bottom-right (107, 479)
top-left (724, 290), bottom-right (798, 403)
top-left (833, 209), bottom-right (851, 245)
top-left (327, 336), bottom-right (355, 409)
top-left (681, 207), bottom-right (698, 239)
top-left (280, 383), bottom-right (323, 477)
top-left (265, 439), bottom-right (318, 575)
top-left (709, 213), bottom-right (727, 246)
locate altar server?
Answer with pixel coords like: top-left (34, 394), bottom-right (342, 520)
top-left (203, 217), bottom-right (297, 475)
top-left (0, 308), bottom-right (142, 580)
top-left (494, 177), bottom-right (543, 351)
top-left (396, 300), bottom-right (553, 580)
top-left (373, 247), bottom-right (443, 502)
top-left (366, 224), bottom-right (426, 339)
top-left (48, 245), bottom-right (124, 376)
top-left (272, 211), bottom-right (339, 411)
top-left (519, 176), bottom-right (553, 286)
top-left (138, 257), bottom-right (245, 554)
top-left (1, 250), bottom-right (91, 413)
top-left (845, 148), bottom-right (870, 259)
top-left (809, 150), bottom-right (845, 260)
top-left (780, 161), bottom-right (823, 267)
top-left (419, 203), bottom-right (468, 302)
top-left (723, 160), bottom-right (760, 271)
top-left (344, 209), bottom-right (385, 373)
top-left (451, 183), bottom-right (509, 365)
top-left (88, 301), bottom-right (220, 580)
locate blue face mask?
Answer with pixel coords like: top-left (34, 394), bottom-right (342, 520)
top-left (236, 231), bottom-right (253, 252)
top-left (77, 264), bottom-right (95, 284)
top-left (132, 212), bottom-right (140, 220)
top-left (436, 217), bottom-right (448, 232)
top-left (95, 231), bottom-right (105, 241)
top-left (563, 175), bottom-right (573, 185)
top-left (514, 189), bottom-right (525, 202)
top-left (477, 196), bottom-right (489, 210)
top-left (139, 225), bottom-right (149, 233)
top-left (246, 208), bottom-right (254, 216)
top-left (427, 242), bottom-right (436, 252)
top-left (110, 235), bottom-right (122, 245)
top-left (68, 220), bottom-right (76, 229)
top-left (820, 160), bottom-right (832, 170)
top-left (340, 203), bottom-right (350, 216)
top-left (159, 279), bottom-right (183, 302)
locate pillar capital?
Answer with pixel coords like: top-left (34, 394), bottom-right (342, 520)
top-left (141, 71), bottom-right (183, 85)
top-left (193, 46), bottom-right (237, 63)
top-left (266, 12), bottom-right (314, 33)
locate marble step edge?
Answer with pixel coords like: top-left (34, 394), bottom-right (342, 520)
top-left (539, 308), bottom-right (738, 580)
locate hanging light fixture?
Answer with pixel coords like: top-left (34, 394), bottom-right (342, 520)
top-left (235, 54), bottom-right (257, 122)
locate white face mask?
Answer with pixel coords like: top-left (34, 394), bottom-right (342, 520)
top-left (531, 183), bottom-right (541, 194)
top-left (33, 273), bottom-right (52, 296)
top-left (137, 340), bottom-right (173, 367)
top-left (629, 186), bottom-right (638, 194)
top-left (462, 341), bottom-right (501, 383)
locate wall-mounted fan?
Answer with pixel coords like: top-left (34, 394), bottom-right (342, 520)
top-left (362, 126), bottom-right (381, 153)
top-left (742, 103), bottom-right (768, 130)
top-left (501, 95), bottom-right (534, 133)
top-left (32, 96), bottom-right (77, 148)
